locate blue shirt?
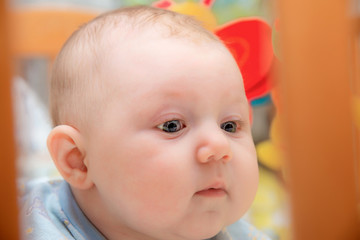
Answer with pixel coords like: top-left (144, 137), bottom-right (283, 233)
top-left (19, 179), bottom-right (271, 240)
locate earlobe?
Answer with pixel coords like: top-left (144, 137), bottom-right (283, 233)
top-left (47, 125), bottom-right (93, 190)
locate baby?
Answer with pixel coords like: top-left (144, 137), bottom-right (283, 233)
top-left (20, 5), bottom-right (270, 240)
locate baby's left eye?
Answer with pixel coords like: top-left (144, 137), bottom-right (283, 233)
top-left (220, 121), bottom-right (238, 133)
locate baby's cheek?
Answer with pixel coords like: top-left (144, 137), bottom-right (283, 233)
top-left (230, 147), bottom-right (259, 214)
top-left (116, 144), bottom-right (189, 208)
top-left (120, 167), bottom-right (190, 227)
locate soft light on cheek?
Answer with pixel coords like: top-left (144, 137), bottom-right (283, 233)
top-left (231, 142), bottom-right (259, 191)
top-left (114, 142), bottom-right (184, 191)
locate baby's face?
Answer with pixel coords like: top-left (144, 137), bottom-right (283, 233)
top-left (84, 36), bottom-right (258, 240)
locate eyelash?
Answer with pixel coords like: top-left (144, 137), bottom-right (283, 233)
top-left (157, 120), bottom-right (242, 134)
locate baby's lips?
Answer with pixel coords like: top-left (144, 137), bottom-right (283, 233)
top-left (195, 181), bottom-right (228, 197)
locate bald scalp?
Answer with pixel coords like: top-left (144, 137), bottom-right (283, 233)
top-left (50, 5), bottom-right (221, 129)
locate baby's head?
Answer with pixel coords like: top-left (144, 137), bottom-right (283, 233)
top-left (47, 6), bottom-right (259, 240)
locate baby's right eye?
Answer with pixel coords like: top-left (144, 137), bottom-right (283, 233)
top-left (157, 120), bottom-right (186, 133)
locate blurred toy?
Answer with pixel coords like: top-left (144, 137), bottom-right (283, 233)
top-left (154, 0), bottom-right (217, 30)
top-left (154, 0), bottom-right (274, 102)
top-left (256, 102), bottom-right (284, 172)
top-left (256, 17), bottom-right (284, 173)
top-left (249, 167), bottom-right (290, 240)
top-left (250, 95), bottom-right (273, 144)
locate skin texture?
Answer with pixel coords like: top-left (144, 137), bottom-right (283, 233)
top-left (48, 33), bottom-right (259, 240)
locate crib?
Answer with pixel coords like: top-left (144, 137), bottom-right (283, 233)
top-left (0, 0), bottom-right (359, 239)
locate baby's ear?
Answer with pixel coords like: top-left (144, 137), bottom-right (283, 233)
top-left (47, 125), bottom-right (93, 190)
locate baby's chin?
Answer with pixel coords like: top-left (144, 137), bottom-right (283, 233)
top-left (177, 217), bottom-right (237, 240)
top-left (181, 227), bottom-right (226, 240)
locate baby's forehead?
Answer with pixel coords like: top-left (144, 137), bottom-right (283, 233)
top-left (100, 35), bottom-right (242, 92)
top-left (94, 27), bottom-right (225, 83)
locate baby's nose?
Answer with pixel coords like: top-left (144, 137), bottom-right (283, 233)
top-left (196, 127), bottom-right (233, 164)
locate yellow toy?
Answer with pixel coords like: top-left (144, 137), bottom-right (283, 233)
top-left (153, 0), bottom-right (217, 31)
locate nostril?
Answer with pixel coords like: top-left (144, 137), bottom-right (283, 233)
top-left (210, 154), bottom-right (231, 163)
top-left (222, 154), bottom-right (231, 163)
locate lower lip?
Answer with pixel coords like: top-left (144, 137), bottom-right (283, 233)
top-left (195, 189), bottom-right (227, 197)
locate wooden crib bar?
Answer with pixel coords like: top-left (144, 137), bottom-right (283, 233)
top-left (0, 1), bottom-right (20, 239)
top-left (277, 0), bottom-right (360, 239)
